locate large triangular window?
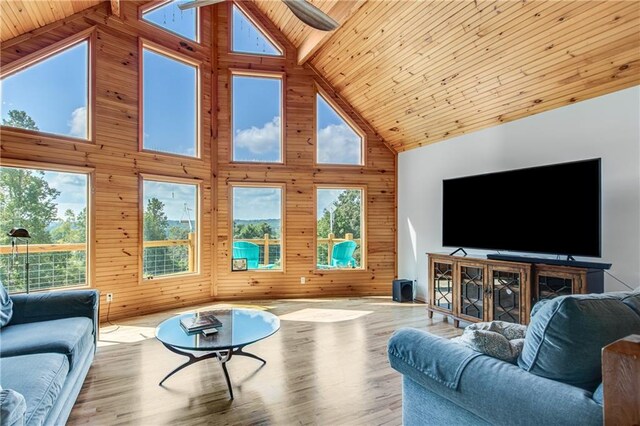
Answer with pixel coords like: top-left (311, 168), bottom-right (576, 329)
top-left (231, 4), bottom-right (283, 56)
top-left (142, 0), bottom-right (198, 42)
top-left (316, 92), bottom-right (364, 166)
top-left (1, 40), bottom-right (89, 140)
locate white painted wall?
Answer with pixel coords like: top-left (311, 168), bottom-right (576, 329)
top-left (398, 86), bottom-right (640, 300)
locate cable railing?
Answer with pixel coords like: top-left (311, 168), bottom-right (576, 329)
top-left (0, 233), bottom-right (197, 292)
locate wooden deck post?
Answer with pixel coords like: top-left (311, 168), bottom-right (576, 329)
top-left (603, 334), bottom-right (640, 425)
top-left (188, 232), bottom-right (195, 272)
top-left (345, 233), bottom-right (353, 240)
top-left (263, 233), bottom-right (270, 266)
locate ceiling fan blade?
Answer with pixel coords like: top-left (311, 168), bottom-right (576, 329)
top-left (178, 0), bottom-right (225, 11)
top-left (281, 0), bottom-right (339, 31)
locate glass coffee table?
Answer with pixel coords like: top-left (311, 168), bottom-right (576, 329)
top-left (155, 308), bottom-right (280, 399)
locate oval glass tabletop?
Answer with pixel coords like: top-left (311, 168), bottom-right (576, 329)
top-left (156, 308), bottom-right (280, 351)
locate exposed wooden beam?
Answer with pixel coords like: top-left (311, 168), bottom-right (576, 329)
top-left (110, 0), bottom-right (121, 18)
top-left (297, 0), bottom-right (366, 65)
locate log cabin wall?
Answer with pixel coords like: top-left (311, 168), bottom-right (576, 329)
top-left (0, 1), bottom-right (396, 320)
top-left (213, 2), bottom-right (395, 300)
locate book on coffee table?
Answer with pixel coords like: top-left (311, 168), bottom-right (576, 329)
top-left (180, 311), bottom-right (222, 333)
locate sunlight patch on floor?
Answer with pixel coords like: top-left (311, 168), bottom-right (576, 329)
top-left (279, 308), bottom-right (372, 323)
top-left (98, 325), bottom-right (156, 345)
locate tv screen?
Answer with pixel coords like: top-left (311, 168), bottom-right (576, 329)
top-left (442, 158), bottom-right (601, 257)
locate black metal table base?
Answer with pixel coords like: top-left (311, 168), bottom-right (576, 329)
top-left (159, 343), bottom-right (266, 399)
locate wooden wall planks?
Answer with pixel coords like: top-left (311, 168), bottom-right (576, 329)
top-left (0, 0), bottom-right (396, 320)
top-left (253, 0), bottom-right (640, 152)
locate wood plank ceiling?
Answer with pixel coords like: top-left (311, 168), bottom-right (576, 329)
top-left (254, 0), bottom-right (640, 152)
top-left (2, 1), bottom-right (639, 152)
top-left (0, 0), bottom-right (103, 42)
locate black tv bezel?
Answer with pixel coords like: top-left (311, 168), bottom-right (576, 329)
top-left (442, 158), bottom-right (602, 258)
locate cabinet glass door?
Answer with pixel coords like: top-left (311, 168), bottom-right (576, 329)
top-left (432, 262), bottom-right (453, 311)
top-left (459, 265), bottom-right (484, 320)
top-left (537, 275), bottom-right (573, 301)
top-left (491, 270), bottom-right (521, 323)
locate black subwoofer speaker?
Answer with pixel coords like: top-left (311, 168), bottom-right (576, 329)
top-left (393, 279), bottom-right (414, 303)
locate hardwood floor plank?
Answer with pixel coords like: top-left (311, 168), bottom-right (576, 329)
top-left (69, 297), bottom-right (461, 425)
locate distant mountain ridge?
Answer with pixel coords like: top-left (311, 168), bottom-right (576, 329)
top-left (234, 218), bottom-right (280, 229)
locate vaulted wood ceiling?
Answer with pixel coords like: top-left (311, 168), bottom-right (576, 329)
top-left (254, 0), bottom-right (640, 152)
top-left (2, 0), bottom-right (639, 152)
top-left (0, 0), bottom-right (102, 42)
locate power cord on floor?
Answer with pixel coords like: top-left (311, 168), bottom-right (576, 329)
top-left (100, 300), bottom-right (120, 334)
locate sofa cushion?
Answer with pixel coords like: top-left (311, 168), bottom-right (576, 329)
top-left (518, 293), bottom-right (640, 391)
top-left (621, 289), bottom-right (640, 316)
top-left (0, 387), bottom-right (27, 426)
top-left (0, 317), bottom-right (93, 371)
top-left (0, 353), bottom-right (69, 426)
top-left (0, 282), bottom-right (12, 328)
top-left (592, 383), bottom-right (604, 405)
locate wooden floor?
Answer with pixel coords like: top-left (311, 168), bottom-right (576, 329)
top-left (69, 297), bottom-right (460, 425)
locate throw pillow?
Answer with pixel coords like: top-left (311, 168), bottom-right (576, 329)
top-left (518, 293), bottom-right (640, 391)
top-left (0, 281), bottom-right (13, 328)
top-left (592, 383), bottom-right (604, 405)
top-left (452, 321), bottom-right (527, 363)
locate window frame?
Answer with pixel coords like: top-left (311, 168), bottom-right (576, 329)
top-left (314, 86), bottom-right (366, 167)
top-left (230, 69), bottom-right (286, 164)
top-left (139, 173), bottom-right (202, 283)
top-left (139, 0), bottom-right (201, 44)
top-left (313, 184), bottom-right (367, 272)
top-left (0, 28), bottom-right (96, 144)
top-left (0, 158), bottom-right (95, 293)
top-left (229, 2), bottom-right (285, 58)
top-left (228, 182), bottom-right (286, 273)
top-left (139, 39), bottom-right (202, 159)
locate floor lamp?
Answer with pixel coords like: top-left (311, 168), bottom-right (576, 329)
top-left (7, 228), bottom-right (31, 293)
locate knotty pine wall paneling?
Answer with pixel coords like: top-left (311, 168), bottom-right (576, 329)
top-left (214, 1), bottom-right (395, 300)
top-left (0, 0), bottom-right (397, 320)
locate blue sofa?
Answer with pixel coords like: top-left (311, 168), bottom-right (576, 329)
top-left (0, 290), bottom-right (99, 426)
top-left (388, 291), bottom-right (640, 426)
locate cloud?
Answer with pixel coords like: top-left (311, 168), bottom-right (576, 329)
top-left (68, 106), bottom-right (87, 138)
top-left (144, 180), bottom-right (197, 220)
top-left (317, 124), bottom-right (362, 164)
top-left (233, 187), bottom-right (281, 220)
top-left (235, 116), bottom-right (281, 156)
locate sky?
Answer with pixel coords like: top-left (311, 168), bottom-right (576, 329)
top-left (233, 186), bottom-right (281, 221)
top-left (143, 180), bottom-right (197, 223)
top-left (0, 1), bottom-right (363, 224)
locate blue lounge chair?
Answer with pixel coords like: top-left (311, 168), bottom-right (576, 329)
top-left (233, 241), bottom-right (260, 269)
top-left (331, 240), bottom-right (358, 268)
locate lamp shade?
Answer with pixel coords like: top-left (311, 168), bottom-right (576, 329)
top-left (7, 228), bottom-right (31, 238)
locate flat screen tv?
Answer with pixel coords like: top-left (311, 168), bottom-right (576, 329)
top-left (442, 158), bottom-right (601, 257)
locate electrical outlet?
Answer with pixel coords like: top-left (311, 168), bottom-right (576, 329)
top-left (106, 293), bottom-right (113, 303)
top-left (300, 277), bottom-right (306, 284)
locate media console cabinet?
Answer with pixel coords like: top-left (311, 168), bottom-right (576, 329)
top-left (427, 253), bottom-right (605, 326)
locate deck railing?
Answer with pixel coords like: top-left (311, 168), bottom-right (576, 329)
top-left (232, 232), bottom-right (360, 267)
top-left (0, 232), bottom-right (197, 291)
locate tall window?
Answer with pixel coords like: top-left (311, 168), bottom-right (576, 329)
top-left (0, 165), bottom-right (90, 293)
top-left (316, 92), bottom-right (364, 165)
top-left (232, 73), bottom-right (282, 163)
top-left (142, 178), bottom-right (199, 279)
top-left (316, 187), bottom-right (365, 270)
top-left (142, 45), bottom-right (199, 157)
top-left (142, 0), bottom-right (198, 42)
top-left (231, 4), bottom-right (282, 56)
top-left (231, 185), bottom-right (283, 271)
top-left (1, 40), bottom-right (89, 139)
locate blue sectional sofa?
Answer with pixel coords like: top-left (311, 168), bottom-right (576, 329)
top-left (0, 289), bottom-right (99, 426)
top-left (388, 290), bottom-right (640, 426)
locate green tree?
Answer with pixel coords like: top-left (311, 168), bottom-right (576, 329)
top-left (0, 167), bottom-right (59, 245)
top-left (2, 110), bottom-right (39, 131)
top-left (316, 190), bottom-right (362, 266)
top-left (51, 208), bottom-right (86, 244)
top-left (233, 222), bottom-right (275, 239)
top-left (144, 198), bottom-right (168, 241)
